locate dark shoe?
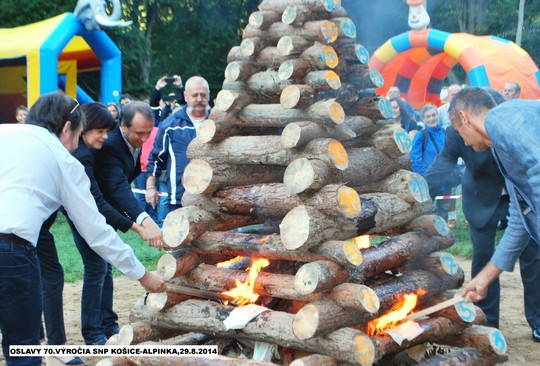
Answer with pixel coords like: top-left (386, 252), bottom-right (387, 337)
top-left (533, 326), bottom-right (540, 342)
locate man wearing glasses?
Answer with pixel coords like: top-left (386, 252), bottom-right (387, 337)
top-left (146, 76), bottom-right (211, 212)
top-left (0, 92), bottom-right (165, 365)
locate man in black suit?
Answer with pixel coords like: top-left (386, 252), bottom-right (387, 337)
top-left (425, 122), bottom-right (540, 330)
top-left (94, 101), bottom-right (162, 247)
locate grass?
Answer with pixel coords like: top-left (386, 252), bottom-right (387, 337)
top-left (51, 196), bottom-right (503, 282)
top-left (51, 212), bottom-right (162, 282)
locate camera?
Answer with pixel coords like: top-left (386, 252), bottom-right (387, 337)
top-left (164, 77), bottom-right (176, 83)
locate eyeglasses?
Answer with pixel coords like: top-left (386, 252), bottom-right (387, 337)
top-left (67, 99), bottom-right (80, 122)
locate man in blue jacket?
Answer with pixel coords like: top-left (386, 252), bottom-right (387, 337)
top-left (453, 87), bottom-right (540, 342)
top-left (146, 76), bottom-right (211, 212)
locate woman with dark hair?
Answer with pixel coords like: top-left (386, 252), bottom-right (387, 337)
top-left (67, 102), bottom-right (148, 346)
top-left (390, 97), bottom-right (419, 139)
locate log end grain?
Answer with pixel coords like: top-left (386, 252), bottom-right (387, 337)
top-left (327, 139), bottom-right (348, 170)
top-left (280, 85), bottom-right (302, 109)
top-left (283, 158), bottom-right (317, 194)
top-left (197, 119), bottom-right (216, 144)
top-left (337, 186), bottom-right (362, 218)
top-left (292, 303), bottom-right (320, 340)
top-left (156, 253), bottom-right (178, 281)
top-left (280, 205), bottom-right (310, 250)
top-left (162, 209), bottom-right (190, 248)
top-left (182, 159), bottom-right (213, 195)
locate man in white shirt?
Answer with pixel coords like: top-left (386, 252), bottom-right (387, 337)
top-left (0, 92), bottom-right (165, 366)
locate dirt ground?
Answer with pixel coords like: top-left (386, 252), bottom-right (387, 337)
top-left (0, 256), bottom-right (537, 365)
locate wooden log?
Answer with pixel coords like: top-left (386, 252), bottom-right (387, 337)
top-left (240, 37), bottom-right (270, 57)
top-left (227, 46), bottom-right (290, 69)
top-left (278, 45), bottom-right (339, 81)
top-left (304, 70), bottom-right (341, 90)
top-left (243, 21), bottom-right (338, 44)
top-left (247, 70), bottom-right (293, 95)
top-left (294, 260), bottom-right (349, 295)
top-left (277, 35), bottom-right (311, 56)
top-left (197, 119), bottom-right (279, 144)
top-left (128, 322), bottom-right (186, 345)
top-left (280, 121), bottom-right (354, 148)
top-left (336, 42), bottom-right (370, 64)
top-left (280, 86), bottom-right (317, 109)
top-left (156, 250), bottom-right (203, 281)
top-left (248, 10), bottom-right (280, 30)
top-left (370, 316), bottom-right (476, 364)
top-left (213, 89), bottom-right (253, 112)
top-left (130, 298), bottom-right (376, 366)
top-left (162, 206), bottom-right (256, 248)
top-left (95, 358), bottom-right (135, 366)
top-left (224, 61), bottom-right (260, 82)
top-left (187, 136), bottom-right (348, 170)
top-left (415, 347), bottom-right (508, 366)
top-left (404, 214), bottom-right (450, 237)
top-left (283, 147), bottom-right (412, 195)
top-left (182, 159), bottom-right (285, 195)
top-left (183, 183), bottom-right (361, 219)
top-left (145, 291), bottom-right (193, 311)
top-left (126, 355), bottom-right (280, 366)
top-left (354, 169), bottom-right (431, 204)
top-left (190, 232), bottom-right (364, 267)
top-left (343, 125), bottom-right (412, 158)
top-left (282, 5), bottom-right (347, 26)
top-left (348, 95), bottom-right (394, 120)
top-left (437, 325), bottom-right (507, 356)
top-left (279, 194), bottom-right (431, 249)
top-left (331, 17), bottom-right (357, 38)
top-left (258, 0), bottom-right (341, 14)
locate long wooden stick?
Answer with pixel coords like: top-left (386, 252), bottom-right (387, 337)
top-left (166, 283), bottom-right (235, 303)
top-left (401, 296), bottom-right (464, 322)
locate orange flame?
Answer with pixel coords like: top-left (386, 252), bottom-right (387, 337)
top-left (353, 235), bottom-right (370, 249)
top-left (222, 258), bottom-right (270, 306)
top-left (216, 256), bottom-right (244, 268)
top-left (367, 289), bottom-right (427, 335)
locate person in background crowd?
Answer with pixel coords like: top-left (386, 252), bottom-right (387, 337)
top-left (15, 105), bottom-right (28, 123)
top-left (502, 81), bottom-right (521, 100)
top-left (451, 87), bottom-right (540, 342)
top-left (387, 85), bottom-right (416, 120)
top-left (146, 76), bottom-right (211, 212)
top-left (0, 92), bottom-right (165, 366)
top-left (119, 93), bottom-right (134, 107)
top-left (438, 84), bottom-right (463, 229)
top-left (150, 75), bottom-right (185, 123)
top-left (390, 97), bottom-right (419, 139)
top-left (107, 102), bottom-right (120, 122)
top-left (409, 105), bottom-right (450, 220)
top-left (426, 88), bottom-right (540, 331)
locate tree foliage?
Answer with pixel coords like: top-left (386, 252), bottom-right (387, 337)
top-left (1, 0), bottom-right (539, 99)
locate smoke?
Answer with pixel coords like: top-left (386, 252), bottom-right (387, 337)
top-left (343, 0), bottom-right (442, 54)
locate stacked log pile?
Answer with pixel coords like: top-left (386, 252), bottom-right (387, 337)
top-left (115, 1), bottom-right (509, 365)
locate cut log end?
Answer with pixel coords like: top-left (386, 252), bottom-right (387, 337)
top-left (145, 292), bottom-right (169, 311)
top-left (328, 140), bottom-right (348, 170)
top-left (281, 122), bottom-right (302, 148)
top-left (292, 303), bottom-right (321, 340)
top-left (280, 85), bottom-right (302, 109)
top-left (224, 62), bottom-right (241, 82)
top-left (283, 158), bottom-right (317, 194)
top-left (162, 209), bottom-right (190, 248)
top-left (197, 119), bottom-right (216, 144)
top-left (280, 205), bottom-right (309, 250)
top-left (182, 159), bottom-right (214, 195)
top-left (337, 186), bottom-right (362, 218)
top-left (328, 100), bottom-right (345, 125)
top-left (156, 253), bottom-right (178, 281)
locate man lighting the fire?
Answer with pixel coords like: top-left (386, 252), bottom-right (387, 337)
top-left (450, 87), bottom-right (540, 342)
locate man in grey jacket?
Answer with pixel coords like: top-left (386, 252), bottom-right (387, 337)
top-left (451, 87), bottom-right (540, 341)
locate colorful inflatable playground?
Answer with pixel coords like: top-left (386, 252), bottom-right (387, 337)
top-left (0, 12), bottom-right (122, 123)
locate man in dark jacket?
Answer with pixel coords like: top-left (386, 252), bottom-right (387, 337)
top-left (146, 76), bottom-right (211, 212)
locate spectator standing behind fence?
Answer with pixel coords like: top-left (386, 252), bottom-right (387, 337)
top-left (146, 76), bottom-right (211, 212)
top-left (0, 92), bottom-right (165, 366)
top-left (425, 89), bottom-right (540, 331)
top-left (409, 105), bottom-right (451, 220)
top-left (438, 84), bottom-right (462, 228)
top-left (452, 87), bottom-right (540, 342)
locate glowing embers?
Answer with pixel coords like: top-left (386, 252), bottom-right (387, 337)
top-left (222, 258), bottom-right (270, 306)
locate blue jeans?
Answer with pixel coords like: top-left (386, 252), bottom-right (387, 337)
top-left (134, 173), bottom-right (168, 227)
top-left (36, 212), bottom-right (66, 345)
top-left (0, 238), bottom-right (42, 366)
top-left (69, 224), bottom-right (118, 345)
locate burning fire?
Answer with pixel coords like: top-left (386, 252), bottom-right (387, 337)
top-left (353, 235), bottom-right (370, 249)
top-left (367, 289), bottom-right (427, 335)
top-left (222, 258), bottom-right (270, 306)
top-left (216, 256), bottom-right (245, 268)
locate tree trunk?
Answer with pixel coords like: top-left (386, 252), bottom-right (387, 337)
top-left (130, 298), bottom-right (375, 366)
top-left (182, 159), bottom-right (285, 195)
